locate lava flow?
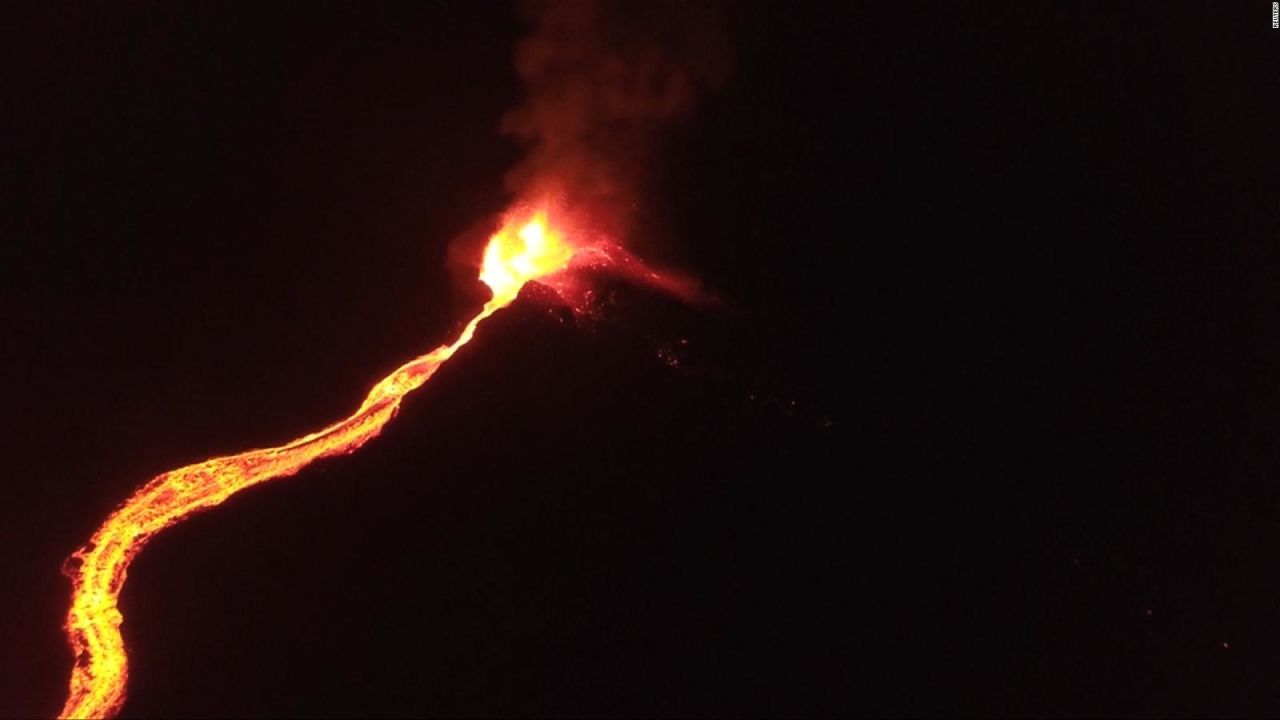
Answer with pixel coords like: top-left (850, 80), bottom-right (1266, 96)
top-left (58, 210), bottom-right (575, 719)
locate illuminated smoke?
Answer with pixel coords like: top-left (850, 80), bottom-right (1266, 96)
top-left (501, 0), bottom-right (731, 236)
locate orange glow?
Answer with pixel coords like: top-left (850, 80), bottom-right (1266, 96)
top-left (58, 210), bottom-right (576, 719)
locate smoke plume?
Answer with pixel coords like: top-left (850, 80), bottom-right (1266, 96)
top-left (502, 0), bottom-right (731, 238)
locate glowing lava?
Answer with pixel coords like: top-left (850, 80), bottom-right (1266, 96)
top-left (58, 210), bottom-right (574, 719)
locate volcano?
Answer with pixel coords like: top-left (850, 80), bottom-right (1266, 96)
top-left (8, 2), bottom-right (1277, 717)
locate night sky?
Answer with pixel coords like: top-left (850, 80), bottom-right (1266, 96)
top-left (3, 2), bottom-right (1280, 717)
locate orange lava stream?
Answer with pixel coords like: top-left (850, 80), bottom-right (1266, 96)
top-left (59, 213), bottom-right (573, 719)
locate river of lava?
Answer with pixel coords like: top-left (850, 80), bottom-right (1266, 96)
top-left (58, 212), bottom-right (575, 719)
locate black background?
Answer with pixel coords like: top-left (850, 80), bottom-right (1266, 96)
top-left (3, 2), bottom-right (1280, 716)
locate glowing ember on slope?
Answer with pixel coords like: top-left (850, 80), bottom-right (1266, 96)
top-left (58, 208), bottom-right (579, 720)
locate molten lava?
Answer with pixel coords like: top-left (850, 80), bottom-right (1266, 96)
top-left (58, 211), bottom-right (574, 719)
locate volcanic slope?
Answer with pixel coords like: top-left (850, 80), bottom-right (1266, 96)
top-left (116, 282), bottom-right (854, 717)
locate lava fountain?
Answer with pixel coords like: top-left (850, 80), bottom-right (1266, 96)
top-left (59, 209), bottom-right (577, 719)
